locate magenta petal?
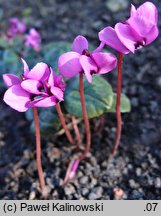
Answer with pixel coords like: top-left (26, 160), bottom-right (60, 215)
top-left (21, 79), bottom-right (47, 95)
top-left (91, 52), bottom-right (117, 74)
top-left (54, 75), bottom-right (66, 91)
top-left (27, 62), bottom-right (50, 82)
top-left (145, 25), bottom-right (159, 45)
top-left (79, 55), bottom-right (97, 83)
top-left (21, 58), bottom-right (29, 77)
top-left (3, 84), bottom-right (30, 112)
top-left (72, 35), bottom-right (88, 54)
top-left (115, 22), bottom-right (142, 53)
top-left (128, 16), bottom-right (158, 43)
top-left (3, 74), bottom-right (20, 87)
top-left (48, 67), bottom-right (55, 87)
top-left (130, 4), bottom-right (137, 17)
top-left (27, 96), bottom-right (57, 108)
top-left (136, 2), bottom-right (158, 24)
top-left (58, 51), bottom-right (82, 78)
top-left (50, 86), bottom-right (64, 101)
top-left (99, 27), bottom-right (130, 54)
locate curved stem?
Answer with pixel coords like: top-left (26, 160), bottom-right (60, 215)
top-left (32, 107), bottom-right (45, 191)
top-left (56, 103), bottom-right (75, 145)
top-left (79, 73), bottom-right (91, 161)
top-left (112, 53), bottom-right (123, 155)
top-left (71, 116), bottom-right (82, 148)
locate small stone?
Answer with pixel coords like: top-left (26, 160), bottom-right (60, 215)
top-left (64, 184), bottom-right (75, 195)
top-left (113, 188), bottom-right (124, 199)
top-left (131, 190), bottom-right (143, 199)
top-left (46, 178), bottom-right (54, 189)
top-left (29, 191), bottom-right (36, 200)
top-left (79, 176), bottom-right (89, 185)
top-left (47, 147), bottom-right (61, 162)
top-left (42, 186), bottom-right (51, 198)
top-left (129, 179), bottom-right (139, 189)
top-left (82, 188), bottom-right (89, 196)
top-left (156, 76), bottom-right (161, 90)
top-left (101, 161), bottom-right (107, 168)
top-left (0, 140), bottom-right (5, 147)
top-left (136, 168), bottom-right (142, 176)
top-left (92, 21), bottom-right (102, 30)
top-left (91, 178), bottom-right (97, 187)
top-left (88, 187), bottom-right (103, 200)
top-left (0, 131), bottom-right (4, 139)
top-left (106, 0), bottom-right (128, 12)
top-left (154, 177), bottom-right (161, 188)
top-left (131, 97), bottom-right (139, 107)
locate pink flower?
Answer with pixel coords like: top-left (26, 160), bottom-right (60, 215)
top-left (58, 35), bottom-right (117, 83)
top-left (3, 59), bottom-right (65, 112)
top-left (99, 2), bottom-right (159, 54)
top-left (7, 17), bottom-right (26, 38)
top-left (25, 28), bottom-right (41, 51)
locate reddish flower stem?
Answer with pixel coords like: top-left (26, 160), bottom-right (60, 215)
top-left (32, 107), bottom-right (45, 191)
top-left (71, 116), bottom-right (82, 148)
top-left (56, 103), bottom-right (75, 145)
top-left (112, 53), bottom-right (123, 155)
top-left (79, 73), bottom-right (91, 161)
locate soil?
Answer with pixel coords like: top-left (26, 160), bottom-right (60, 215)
top-left (0, 0), bottom-right (161, 200)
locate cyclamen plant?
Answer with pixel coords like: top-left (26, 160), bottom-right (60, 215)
top-left (2, 1), bottom-right (159, 194)
top-left (99, 1), bottom-right (159, 154)
top-left (6, 17), bottom-right (41, 51)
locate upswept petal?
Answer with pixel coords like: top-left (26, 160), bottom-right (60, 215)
top-left (3, 74), bottom-right (20, 87)
top-left (91, 52), bottom-right (117, 74)
top-left (145, 25), bottom-right (159, 45)
top-left (99, 27), bottom-right (130, 54)
top-left (3, 84), bottom-right (30, 112)
top-left (130, 4), bottom-right (137, 17)
top-left (48, 67), bottom-right (55, 87)
top-left (21, 58), bottom-right (29, 77)
top-left (136, 2), bottom-right (158, 24)
top-left (27, 96), bottom-right (57, 108)
top-left (54, 75), bottom-right (66, 91)
top-left (26, 62), bottom-right (50, 82)
top-left (21, 79), bottom-right (47, 95)
top-left (58, 51), bottom-right (82, 78)
top-left (79, 55), bottom-right (97, 83)
top-left (72, 35), bottom-right (88, 54)
top-left (93, 42), bottom-right (105, 53)
top-left (115, 22), bottom-right (143, 53)
top-left (50, 86), bottom-right (64, 101)
top-left (128, 16), bottom-right (158, 42)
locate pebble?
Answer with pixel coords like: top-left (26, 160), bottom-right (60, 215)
top-left (47, 147), bottom-right (61, 162)
top-left (113, 188), bottom-right (124, 199)
top-left (64, 184), bottom-right (75, 195)
top-left (105, 0), bottom-right (128, 12)
top-left (88, 187), bottom-right (103, 200)
top-left (82, 188), bottom-right (89, 196)
top-left (136, 168), bottom-right (142, 177)
top-left (79, 176), bottom-right (89, 185)
top-left (42, 186), bottom-right (51, 198)
top-left (131, 190), bottom-right (143, 199)
top-left (29, 190), bottom-right (36, 200)
top-left (156, 76), bottom-right (161, 90)
top-left (129, 179), bottom-right (140, 189)
top-left (154, 177), bottom-right (161, 189)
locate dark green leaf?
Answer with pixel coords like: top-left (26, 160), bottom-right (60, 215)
top-left (25, 107), bottom-right (60, 136)
top-left (43, 42), bottom-right (71, 73)
top-left (64, 75), bottom-right (114, 118)
top-left (108, 93), bottom-right (131, 113)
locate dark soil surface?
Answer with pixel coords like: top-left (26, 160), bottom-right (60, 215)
top-left (0, 0), bottom-right (161, 200)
